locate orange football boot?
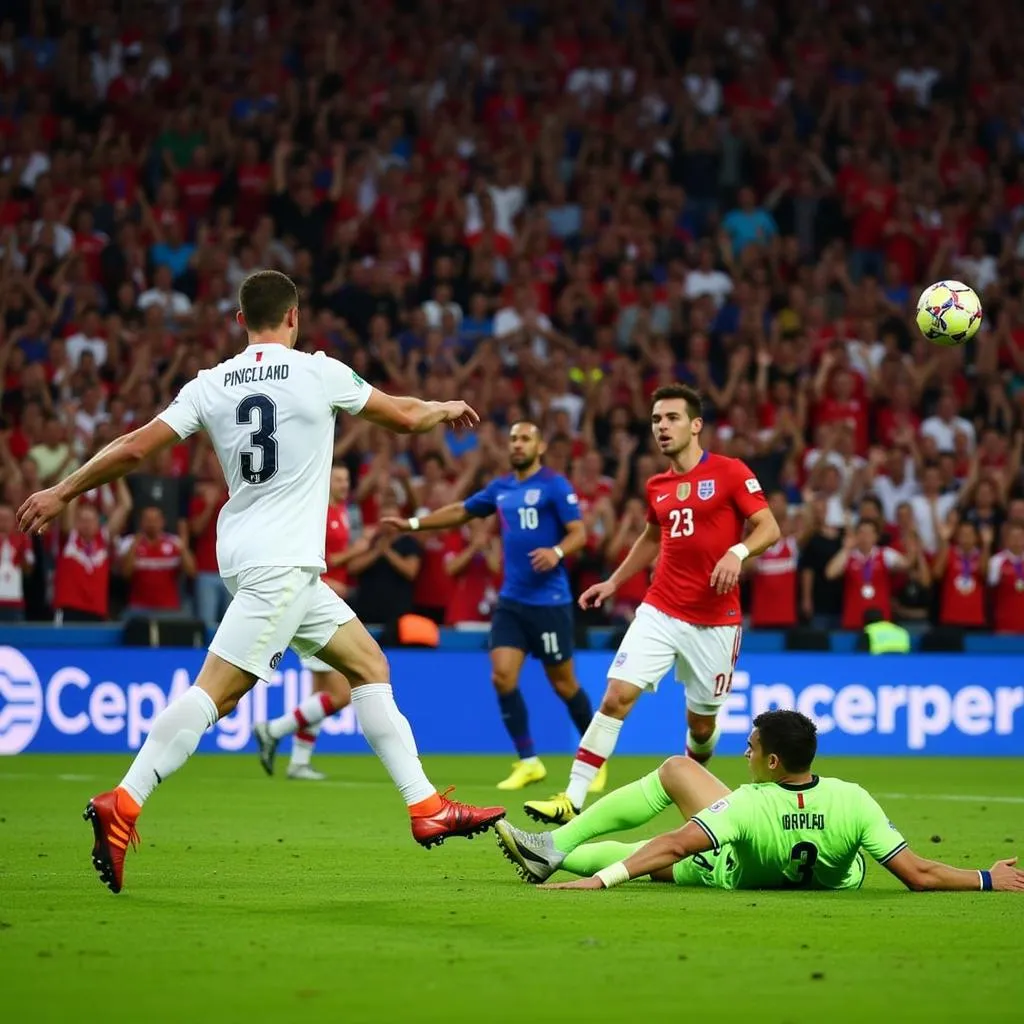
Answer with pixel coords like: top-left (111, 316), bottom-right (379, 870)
top-left (83, 789), bottom-right (140, 894)
top-left (410, 788), bottom-right (505, 848)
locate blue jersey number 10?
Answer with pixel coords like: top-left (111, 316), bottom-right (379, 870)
top-left (518, 507), bottom-right (539, 530)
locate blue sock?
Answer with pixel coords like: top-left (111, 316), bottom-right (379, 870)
top-left (564, 687), bottom-right (594, 736)
top-left (497, 689), bottom-right (534, 759)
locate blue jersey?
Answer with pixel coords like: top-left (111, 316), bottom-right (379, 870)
top-left (463, 467), bottom-right (581, 606)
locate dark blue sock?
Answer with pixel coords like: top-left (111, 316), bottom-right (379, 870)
top-left (497, 689), bottom-right (534, 759)
top-left (564, 687), bottom-right (594, 736)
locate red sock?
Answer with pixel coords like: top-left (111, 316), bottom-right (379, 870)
top-left (408, 792), bottom-right (443, 817)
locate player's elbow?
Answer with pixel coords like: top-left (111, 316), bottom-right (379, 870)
top-left (765, 516), bottom-right (782, 546)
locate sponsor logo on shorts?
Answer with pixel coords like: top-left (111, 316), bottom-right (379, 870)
top-left (697, 480), bottom-right (715, 501)
top-left (613, 651), bottom-right (628, 668)
top-left (707, 799), bottom-right (729, 813)
top-left (676, 483), bottom-right (690, 501)
top-left (524, 489), bottom-right (541, 506)
top-left (745, 477), bottom-right (763, 493)
top-left (0, 646), bottom-right (44, 754)
top-left (269, 651), bottom-right (284, 671)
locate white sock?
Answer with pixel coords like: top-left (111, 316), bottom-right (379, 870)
top-left (290, 723), bottom-right (320, 768)
top-left (268, 692), bottom-right (333, 740)
top-left (119, 687), bottom-right (218, 806)
top-left (521, 756), bottom-right (541, 766)
top-left (349, 683), bottom-right (435, 805)
top-left (566, 712), bottom-right (623, 809)
top-left (687, 723), bottom-right (721, 757)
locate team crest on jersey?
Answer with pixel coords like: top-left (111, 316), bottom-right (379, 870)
top-left (524, 489), bottom-right (541, 506)
top-left (676, 483), bottom-right (691, 501)
top-left (697, 480), bottom-right (715, 501)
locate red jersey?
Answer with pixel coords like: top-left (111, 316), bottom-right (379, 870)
top-left (750, 536), bottom-right (799, 628)
top-left (816, 396), bottom-right (869, 453)
top-left (412, 531), bottom-right (455, 611)
top-left (189, 492), bottom-right (226, 573)
top-left (445, 533), bottom-right (501, 625)
top-left (323, 503), bottom-right (351, 589)
top-left (54, 529), bottom-right (113, 618)
top-left (841, 546), bottom-right (902, 630)
top-left (128, 533), bottom-right (184, 610)
top-left (938, 547), bottom-right (986, 627)
top-left (0, 533), bottom-right (34, 609)
top-left (988, 550), bottom-right (1024, 633)
top-left (644, 453), bottom-right (768, 626)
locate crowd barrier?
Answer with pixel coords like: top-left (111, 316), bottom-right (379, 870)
top-left (1, 645), bottom-right (1020, 756)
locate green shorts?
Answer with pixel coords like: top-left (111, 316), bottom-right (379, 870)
top-left (671, 848), bottom-right (739, 889)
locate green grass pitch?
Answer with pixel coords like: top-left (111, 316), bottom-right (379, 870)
top-left (2, 754), bottom-right (1022, 1023)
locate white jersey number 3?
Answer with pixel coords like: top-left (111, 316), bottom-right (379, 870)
top-left (668, 507), bottom-right (694, 538)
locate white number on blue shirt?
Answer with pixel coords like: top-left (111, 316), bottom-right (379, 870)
top-left (518, 507), bottom-right (539, 530)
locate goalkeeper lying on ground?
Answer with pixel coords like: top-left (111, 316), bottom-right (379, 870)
top-left (495, 709), bottom-right (1024, 893)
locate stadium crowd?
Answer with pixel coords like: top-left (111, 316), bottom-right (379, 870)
top-left (1, 0), bottom-right (1024, 634)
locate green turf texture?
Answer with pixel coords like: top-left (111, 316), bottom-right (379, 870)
top-left (1, 754), bottom-right (1021, 1024)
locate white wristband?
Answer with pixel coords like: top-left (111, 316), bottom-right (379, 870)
top-left (553, 544), bottom-right (565, 561)
top-left (595, 862), bottom-right (631, 889)
top-left (728, 543), bottom-right (750, 562)
top-left (408, 517), bottom-right (420, 532)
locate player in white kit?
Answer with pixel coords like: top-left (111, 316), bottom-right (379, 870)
top-left (18, 270), bottom-right (506, 894)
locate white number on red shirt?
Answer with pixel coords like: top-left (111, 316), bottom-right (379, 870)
top-left (668, 508), bottom-right (694, 538)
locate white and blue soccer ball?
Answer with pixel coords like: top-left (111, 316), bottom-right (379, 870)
top-left (915, 280), bottom-right (983, 346)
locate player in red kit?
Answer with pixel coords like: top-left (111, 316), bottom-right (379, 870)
top-left (253, 465), bottom-right (362, 780)
top-left (525, 384), bottom-right (780, 825)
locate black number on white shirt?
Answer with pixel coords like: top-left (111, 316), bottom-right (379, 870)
top-left (668, 507), bottom-right (694, 537)
top-left (236, 394), bottom-right (279, 484)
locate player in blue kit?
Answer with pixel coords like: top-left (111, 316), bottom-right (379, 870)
top-left (383, 422), bottom-right (601, 792)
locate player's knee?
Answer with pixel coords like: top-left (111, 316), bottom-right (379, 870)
top-left (491, 668), bottom-right (518, 694)
top-left (658, 755), bottom-right (697, 789)
top-left (548, 675), bottom-right (578, 700)
top-left (599, 683), bottom-right (638, 719)
top-left (688, 718), bottom-right (716, 745)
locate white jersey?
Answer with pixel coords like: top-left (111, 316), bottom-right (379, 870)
top-left (158, 344), bottom-right (371, 576)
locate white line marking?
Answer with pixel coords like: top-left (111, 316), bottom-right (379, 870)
top-left (877, 792), bottom-right (1024, 806)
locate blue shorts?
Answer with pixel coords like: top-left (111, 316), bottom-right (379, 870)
top-left (490, 598), bottom-right (574, 665)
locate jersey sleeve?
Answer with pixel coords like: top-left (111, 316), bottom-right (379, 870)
top-left (731, 460), bottom-right (770, 519)
top-left (853, 786), bottom-right (907, 864)
top-left (550, 474), bottom-right (582, 527)
top-left (318, 354), bottom-right (373, 414)
top-left (690, 789), bottom-right (752, 852)
top-left (158, 377), bottom-right (203, 439)
top-left (463, 479), bottom-right (498, 519)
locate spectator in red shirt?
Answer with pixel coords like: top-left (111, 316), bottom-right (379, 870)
top-left (444, 518), bottom-right (502, 626)
top-left (0, 501), bottom-right (35, 620)
top-left (54, 491), bottom-right (131, 623)
top-left (188, 450), bottom-right (229, 630)
top-left (121, 505), bottom-right (196, 616)
top-left (988, 521), bottom-right (1024, 633)
top-left (934, 517), bottom-right (990, 629)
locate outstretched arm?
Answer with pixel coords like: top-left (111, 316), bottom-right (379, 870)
top-left (542, 820), bottom-right (714, 890)
top-left (884, 848), bottom-right (1024, 893)
top-left (383, 501), bottom-right (475, 534)
top-left (19, 419), bottom-right (179, 534)
top-left (359, 389), bottom-right (478, 435)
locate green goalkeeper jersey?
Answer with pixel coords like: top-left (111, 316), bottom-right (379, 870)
top-left (688, 776), bottom-right (907, 891)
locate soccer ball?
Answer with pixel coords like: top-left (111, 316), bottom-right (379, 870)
top-left (915, 280), bottom-right (983, 346)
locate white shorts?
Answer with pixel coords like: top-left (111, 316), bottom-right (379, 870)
top-left (210, 566), bottom-right (355, 679)
top-left (299, 653), bottom-right (333, 674)
top-left (608, 603), bottom-right (742, 716)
